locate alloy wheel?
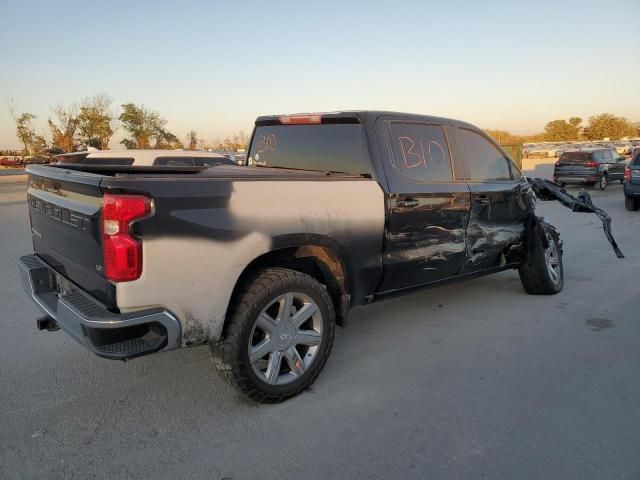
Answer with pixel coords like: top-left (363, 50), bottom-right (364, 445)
top-left (544, 232), bottom-right (561, 284)
top-left (599, 175), bottom-right (607, 190)
top-left (248, 292), bottom-right (323, 386)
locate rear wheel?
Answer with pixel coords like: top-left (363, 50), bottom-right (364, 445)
top-left (211, 268), bottom-right (335, 403)
top-left (598, 173), bottom-right (607, 190)
top-left (519, 223), bottom-right (563, 295)
top-left (625, 196), bottom-right (640, 211)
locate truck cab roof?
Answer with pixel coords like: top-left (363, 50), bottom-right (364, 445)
top-left (254, 111), bottom-right (478, 130)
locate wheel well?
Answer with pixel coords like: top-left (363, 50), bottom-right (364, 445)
top-left (225, 246), bottom-right (350, 333)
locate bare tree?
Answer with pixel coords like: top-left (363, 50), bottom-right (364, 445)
top-left (209, 130), bottom-right (250, 152)
top-left (6, 98), bottom-right (43, 155)
top-left (186, 130), bottom-right (198, 150)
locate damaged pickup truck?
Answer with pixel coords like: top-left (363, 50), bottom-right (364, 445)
top-left (19, 111), bottom-right (620, 403)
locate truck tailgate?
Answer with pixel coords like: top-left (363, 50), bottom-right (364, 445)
top-left (27, 165), bottom-right (114, 307)
top-left (554, 162), bottom-right (596, 177)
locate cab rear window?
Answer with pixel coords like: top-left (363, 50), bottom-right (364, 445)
top-left (247, 124), bottom-right (371, 175)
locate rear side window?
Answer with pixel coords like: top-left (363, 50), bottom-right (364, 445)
top-left (247, 124), bottom-right (370, 175)
top-left (154, 156), bottom-right (195, 166)
top-left (631, 151), bottom-right (640, 166)
top-left (387, 122), bottom-right (453, 182)
top-left (457, 129), bottom-right (511, 181)
top-left (593, 150), bottom-right (606, 162)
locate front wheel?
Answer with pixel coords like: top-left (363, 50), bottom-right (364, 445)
top-left (519, 222), bottom-right (563, 295)
top-left (211, 268), bottom-right (335, 403)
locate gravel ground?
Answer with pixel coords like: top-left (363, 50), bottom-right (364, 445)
top-left (1, 181), bottom-right (639, 480)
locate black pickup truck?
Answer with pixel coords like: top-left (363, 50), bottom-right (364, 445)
top-left (20, 111), bottom-right (566, 402)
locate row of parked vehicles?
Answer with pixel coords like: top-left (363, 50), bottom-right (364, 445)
top-left (0, 149), bottom-right (248, 169)
top-left (525, 140), bottom-right (640, 159)
top-left (552, 146), bottom-right (640, 211)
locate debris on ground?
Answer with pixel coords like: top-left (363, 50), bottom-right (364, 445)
top-left (528, 178), bottom-right (624, 258)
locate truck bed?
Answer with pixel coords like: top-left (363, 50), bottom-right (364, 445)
top-left (25, 164), bottom-right (384, 344)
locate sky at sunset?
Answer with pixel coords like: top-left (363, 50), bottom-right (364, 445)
top-left (1, 0), bottom-right (639, 149)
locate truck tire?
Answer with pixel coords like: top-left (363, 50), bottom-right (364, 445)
top-left (211, 268), bottom-right (335, 403)
top-left (625, 196), bottom-right (640, 211)
top-left (519, 223), bottom-right (563, 295)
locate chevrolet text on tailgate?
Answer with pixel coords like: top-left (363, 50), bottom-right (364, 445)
top-left (19, 111), bottom-right (618, 403)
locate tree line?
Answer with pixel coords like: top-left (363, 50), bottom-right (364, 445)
top-left (486, 113), bottom-right (638, 144)
top-left (7, 94), bottom-right (638, 156)
top-left (6, 94), bottom-right (249, 156)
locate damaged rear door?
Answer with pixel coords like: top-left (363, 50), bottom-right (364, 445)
top-left (453, 127), bottom-right (531, 272)
top-left (376, 118), bottom-right (471, 291)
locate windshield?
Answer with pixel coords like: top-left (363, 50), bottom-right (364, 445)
top-left (247, 124), bottom-right (371, 175)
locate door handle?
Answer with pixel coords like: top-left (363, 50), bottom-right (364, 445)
top-left (474, 195), bottom-right (490, 205)
top-left (396, 199), bottom-right (419, 208)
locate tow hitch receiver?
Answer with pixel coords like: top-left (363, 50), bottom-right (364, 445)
top-left (36, 315), bottom-right (59, 332)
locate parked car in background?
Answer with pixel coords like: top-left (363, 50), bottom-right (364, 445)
top-left (231, 153), bottom-right (247, 165)
top-left (627, 146), bottom-right (640, 162)
top-left (54, 149), bottom-right (236, 167)
top-left (553, 148), bottom-right (626, 190)
top-left (613, 142), bottom-right (633, 156)
top-left (624, 150), bottom-right (640, 211)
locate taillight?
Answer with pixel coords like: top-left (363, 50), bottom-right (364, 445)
top-left (585, 161), bottom-right (598, 168)
top-left (102, 194), bottom-right (151, 282)
top-left (279, 114), bottom-right (322, 125)
top-left (624, 166), bottom-right (631, 182)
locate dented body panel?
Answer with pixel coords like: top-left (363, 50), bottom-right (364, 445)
top-left (20, 111), bottom-right (622, 360)
top-left (465, 180), bottom-right (532, 271)
top-left (111, 179), bottom-right (386, 345)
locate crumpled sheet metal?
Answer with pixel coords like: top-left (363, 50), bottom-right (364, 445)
top-left (528, 178), bottom-right (624, 259)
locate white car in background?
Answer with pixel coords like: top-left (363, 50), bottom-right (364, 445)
top-left (230, 153), bottom-right (247, 165)
top-left (613, 142), bottom-right (633, 155)
top-left (54, 149), bottom-right (236, 167)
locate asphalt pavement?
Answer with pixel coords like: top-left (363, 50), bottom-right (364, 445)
top-left (1, 179), bottom-right (639, 480)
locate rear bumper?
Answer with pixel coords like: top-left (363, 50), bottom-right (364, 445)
top-left (554, 175), bottom-right (599, 184)
top-left (19, 254), bottom-right (181, 360)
